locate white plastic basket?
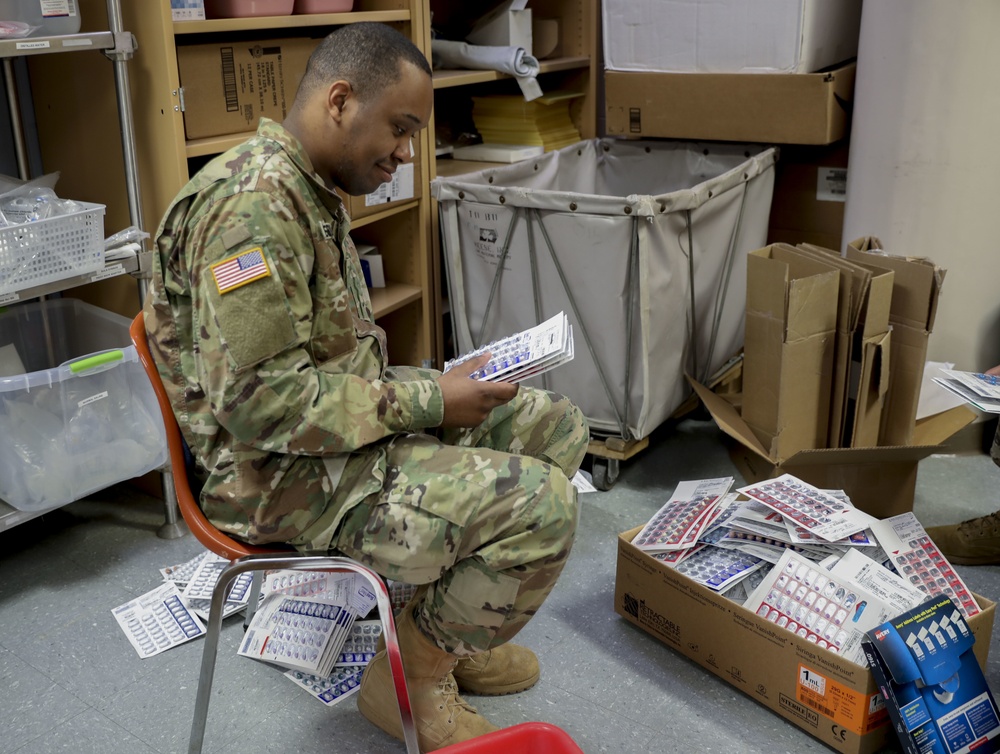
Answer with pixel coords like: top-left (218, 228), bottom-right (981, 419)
top-left (0, 201), bottom-right (106, 294)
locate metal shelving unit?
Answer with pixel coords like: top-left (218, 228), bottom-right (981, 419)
top-left (0, 0), bottom-right (180, 537)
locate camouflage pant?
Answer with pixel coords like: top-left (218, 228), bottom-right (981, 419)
top-left (334, 384), bottom-right (589, 656)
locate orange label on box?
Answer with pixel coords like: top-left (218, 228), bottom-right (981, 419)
top-left (796, 664), bottom-right (888, 735)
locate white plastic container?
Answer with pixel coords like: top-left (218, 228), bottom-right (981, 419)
top-left (0, 0), bottom-right (81, 36)
top-left (0, 299), bottom-right (167, 511)
top-left (432, 139), bottom-right (777, 440)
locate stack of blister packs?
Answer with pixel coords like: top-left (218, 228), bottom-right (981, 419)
top-left (632, 474), bottom-right (982, 667)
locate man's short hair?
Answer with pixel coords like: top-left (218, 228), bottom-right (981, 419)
top-left (298, 23), bottom-right (432, 104)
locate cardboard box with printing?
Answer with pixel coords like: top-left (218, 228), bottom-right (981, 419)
top-left (615, 529), bottom-right (997, 754)
top-left (846, 238), bottom-right (947, 447)
top-left (177, 36), bottom-right (318, 140)
top-left (742, 244), bottom-right (839, 460)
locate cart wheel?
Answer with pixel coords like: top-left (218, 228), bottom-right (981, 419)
top-left (592, 457), bottom-right (620, 491)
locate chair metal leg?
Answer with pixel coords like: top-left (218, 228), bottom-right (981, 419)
top-left (189, 555), bottom-right (419, 754)
top-left (242, 569), bottom-right (264, 631)
top-left (157, 471), bottom-right (188, 540)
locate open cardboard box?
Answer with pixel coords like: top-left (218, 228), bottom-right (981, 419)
top-left (615, 528), bottom-right (997, 754)
top-left (688, 376), bottom-right (977, 518)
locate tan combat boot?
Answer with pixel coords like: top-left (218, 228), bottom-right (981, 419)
top-left (452, 644), bottom-right (540, 696)
top-left (357, 606), bottom-right (498, 751)
top-left (375, 633), bottom-right (541, 696)
top-left (927, 512), bottom-right (1000, 565)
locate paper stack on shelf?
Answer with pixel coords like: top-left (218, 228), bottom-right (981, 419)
top-left (471, 91), bottom-right (581, 151)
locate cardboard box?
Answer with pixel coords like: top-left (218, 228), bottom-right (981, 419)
top-left (767, 142), bottom-right (849, 251)
top-left (466, 0), bottom-right (532, 54)
top-left (602, 0), bottom-right (862, 74)
top-left (863, 597), bottom-right (1000, 754)
top-left (605, 62), bottom-right (856, 145)
top-left (742, 245), bottom-right (840, 460)
top-left (793, 243), bottom-right (895, 449)
top-left (615, 528), bottom-right (997, 754)
top-left (689, 376), bottom-right (976, 518)
top-left (177, 36), bottom-right (318, 140)
top-left (846, 238), bottom-right (947, 447)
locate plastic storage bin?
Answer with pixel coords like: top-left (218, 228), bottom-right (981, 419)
top-left (204, 0), bottom-right (293, 18)
top-left (294, 0), bottom-right (353, 12)
top-left (0, 298), bottom-right (167, 511)
top-left (0, 200), bottom-right (105, 295)
top-left (0, 0), bottom-right (82, 36)
top-left (432, 139), bottom-right (777, 440)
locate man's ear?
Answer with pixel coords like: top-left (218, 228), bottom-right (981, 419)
top-left (326, 79), bottom-right (353, 123)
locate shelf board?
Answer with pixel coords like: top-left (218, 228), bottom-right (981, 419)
top-left (370, 282), bottom-right (421, 319)
top-left (0, 252), bottom-right (144, 305)
top-left (0, 31), bottom-right (115, 59)
top-left (186, 132), bottom-right (254, 158)
top-left (435, 159), bottom-right (509, 178)
top-left (349, 199), bottom-right (419, 228)
top-left (173, 10), bottom-right (410, 35)
top-left (433, 56), bottom-right (590, 90)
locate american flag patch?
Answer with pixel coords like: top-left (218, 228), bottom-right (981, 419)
top-left (210, 247), bottom-right (270, 294)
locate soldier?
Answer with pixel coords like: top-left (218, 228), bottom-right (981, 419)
top-left (143, 22), bottom-right (589, 752)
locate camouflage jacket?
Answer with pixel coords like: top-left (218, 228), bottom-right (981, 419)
top-left (144, 118), bottom-right (444, 545)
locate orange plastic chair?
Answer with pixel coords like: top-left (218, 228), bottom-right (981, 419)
top-left (129, 313), bottom-right (418, 754)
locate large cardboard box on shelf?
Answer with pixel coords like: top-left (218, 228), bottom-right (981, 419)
top-left (605, 61), bottom-right (856, 145)
top-left (177, 36), bottom-right (318, 140)
top-left (767, 141), bottom-right (849, 251)
top-left (615, 528), bottom-right (997, 754)
top-left (602, 0), bottom-right (862, 74)
top-left (845, 238), bottom-right (947, 447)
top-left (689, 377), bottom-right (976, 518)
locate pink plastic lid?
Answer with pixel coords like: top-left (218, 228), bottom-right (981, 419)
top-left (205, 0), bottom-right (294, 18)
top-left (294, 0), bottom-right (354, 13)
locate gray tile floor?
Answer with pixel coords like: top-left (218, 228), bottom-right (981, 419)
top-left (3, 417), bottom-right (1000, 754)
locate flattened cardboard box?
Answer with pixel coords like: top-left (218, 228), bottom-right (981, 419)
top-left (688, 376), bottom-right (976, 518)
top-left (615, 528), bottom-right (997, 754)
top-left (846, 238), bottom-right (947, 447)
top-left (605, 62), bottom-right (856, 145)
top-left (742, 245), bottom-right (839, 460)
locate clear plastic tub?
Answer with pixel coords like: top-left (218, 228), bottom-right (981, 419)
top-left (204, 0), bottom-right (293, 18)
top-left (0, 298), bottom-right (167, 511)
top-left (0, 0), bottom-right (81, 35)
top-left (294, 0), bottom-right (353, 12)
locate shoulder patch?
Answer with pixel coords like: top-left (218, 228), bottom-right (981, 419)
top-left (210, 247), bottom-right (270, 294)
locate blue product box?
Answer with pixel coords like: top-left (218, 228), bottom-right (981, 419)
top-left (863, 596), bottom-right (1000, 754)
top-left (171, 0), bottom-right (205, 21)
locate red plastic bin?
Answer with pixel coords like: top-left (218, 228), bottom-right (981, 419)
top-left (436, 723), bottom-right (585, 753)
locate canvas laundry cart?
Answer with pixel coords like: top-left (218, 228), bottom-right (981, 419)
top-left (432, 139), bottom-right (777, 488)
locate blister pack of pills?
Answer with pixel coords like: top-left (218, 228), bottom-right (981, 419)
top-left (671, 544), bottom-right (766, 592)
top-left (632, 478), bottom-right (734, 553)
top-left (112, 582), bottom-right (206, 658)
top-left (337, 620), bottom-right (383, 666)
top-left (738, 474), bottom-right (869, 543)
top-left (284, 666), bottom-right (365, 707)
top-left (182, 557), bottom-right (254, 604)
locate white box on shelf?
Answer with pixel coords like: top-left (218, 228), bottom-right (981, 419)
top-left (171, 0), bottom-right (206, 21)
top-left (602, 0), bottom-right (862, 74)
top-left (356, 243), bottom-right (385, 288)
top-left (466, 0), bottom-right (533, 54)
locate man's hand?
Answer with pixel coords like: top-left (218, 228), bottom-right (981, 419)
top-left (438, 353), bottom-right (518, 428)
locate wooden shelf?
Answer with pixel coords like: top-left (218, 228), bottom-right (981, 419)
top-left (185, 132), bottom-right (254, 158)
top-left (432, 55), bottom-right (590, 90)
top-left (370, 282), bottom-right (422, 318)
top-left (435, 158), bottom-right (510, 178)
top-left (173, 10), bottom-right (410, 35)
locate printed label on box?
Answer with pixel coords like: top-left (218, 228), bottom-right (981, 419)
top-left (797, 663), bottom-right (887, 735)
top-left (817, 167), bottom-right (848, 202)
top-left (364, 163), bottom-right (414, 207)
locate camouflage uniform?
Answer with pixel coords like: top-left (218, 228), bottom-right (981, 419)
top-left (145, 118), bottom-right (589, 655)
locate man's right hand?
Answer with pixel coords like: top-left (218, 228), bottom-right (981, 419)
top-left (437, 353), bottom-right (519, 428)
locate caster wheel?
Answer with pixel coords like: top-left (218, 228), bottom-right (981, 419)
top-left (592, 457), bottom-right (620, 491)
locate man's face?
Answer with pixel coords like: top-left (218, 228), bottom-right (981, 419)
top-left (331, 61), bottom-right (433, 197)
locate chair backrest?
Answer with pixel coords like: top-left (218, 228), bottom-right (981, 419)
top-left (130, 312), bottom-right (285, 560)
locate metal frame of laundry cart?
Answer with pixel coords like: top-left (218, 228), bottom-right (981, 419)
top-left (433, 139), bottom-right (777, 489)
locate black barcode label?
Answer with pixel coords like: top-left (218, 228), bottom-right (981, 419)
top-left (221, 47), bottom-right (238, 112)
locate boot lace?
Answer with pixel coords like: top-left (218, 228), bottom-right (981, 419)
top-left (958, 510), bottom-right (1000, 538)
top-left (437, 674), bottom-right (477, 721)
